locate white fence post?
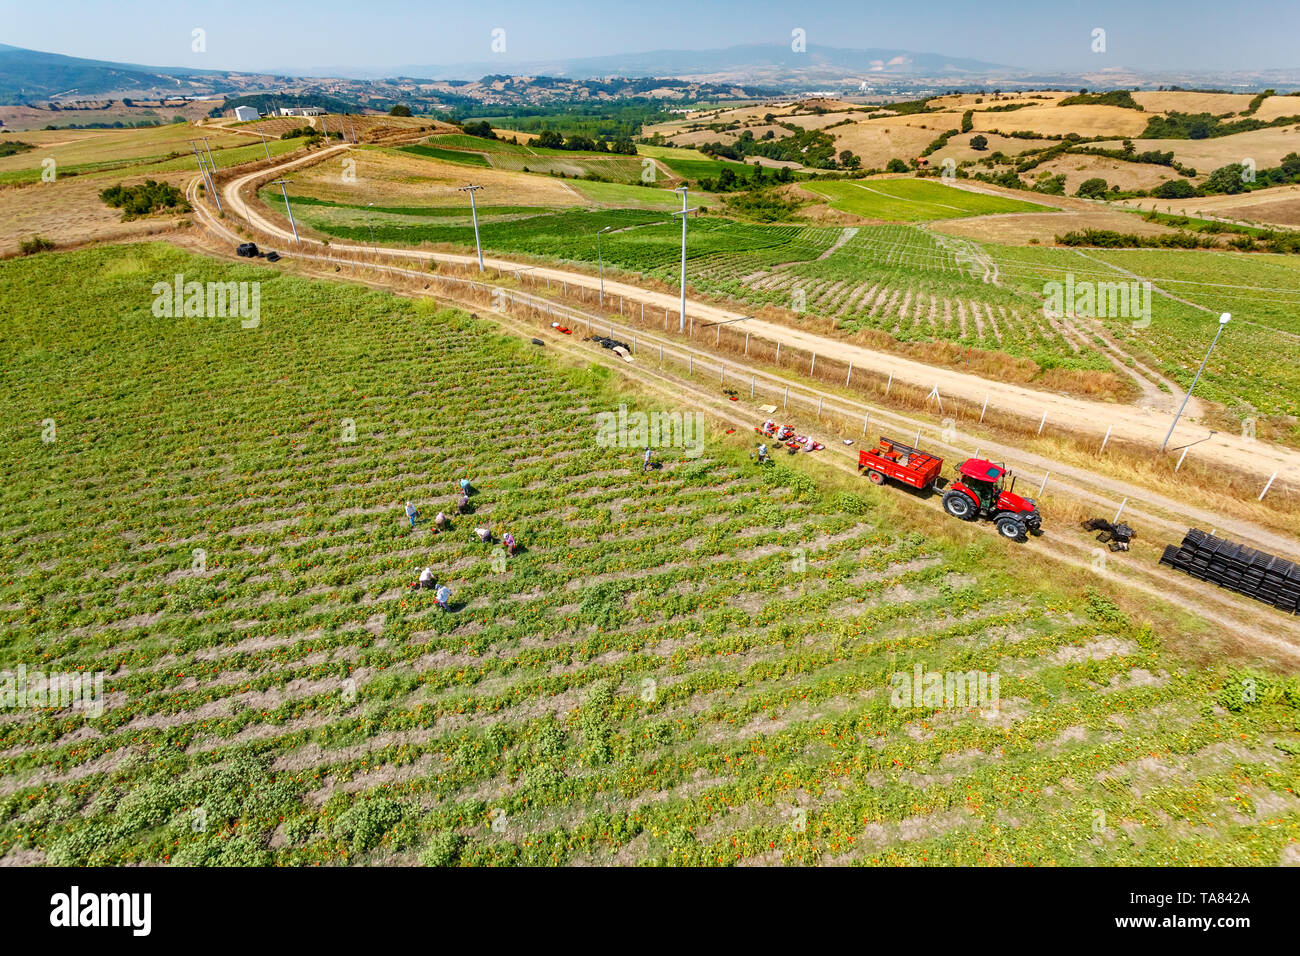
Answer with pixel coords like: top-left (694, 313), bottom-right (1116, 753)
top-left (846, 361), bottom-right (853, 386)
top-left (1100, 424), bottom-right (1112, 454)
top-left (980, 394), bottom-right (989, 424)
top-left (1037, 410), bottom-right (1047, 436)
top-left (1259, 471), bottom-right (1278, 500)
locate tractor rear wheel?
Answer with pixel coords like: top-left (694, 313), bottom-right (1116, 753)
top-left (996, 516), bottom-right (1027, 541)
top-left (942, 490), bottom-right (975, 520)
top-left (867, 469), bottom-right (885, 485)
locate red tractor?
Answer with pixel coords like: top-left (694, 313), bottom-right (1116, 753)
top-left (942, 458), bottom-right (1042, 541)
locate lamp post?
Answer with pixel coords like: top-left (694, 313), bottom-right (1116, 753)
top-left (459, 184), bottom-right (485, 271)
top-left (1161, 312), bottom-right (1230, 452)
top-left (597, 225), bottom-right (612, 307)
top-left (672, 186), bottom-right (700, 333)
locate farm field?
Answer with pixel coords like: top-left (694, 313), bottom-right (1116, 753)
top-left (801, 178), bottom-right (1054, 222)
top-left (2, 242), bottom-right (1297, 867)
top-left (985, 243), bottom-right (1300, 425)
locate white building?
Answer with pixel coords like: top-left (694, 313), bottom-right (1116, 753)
top-left (232, 106), bottom-right (260, 122)
top-left (277, 107), bottom-right (326, 117)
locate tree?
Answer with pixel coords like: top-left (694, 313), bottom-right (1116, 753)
top-left (969, 134), bottom-right (988, 150)
top-left (1076, 177), bottom-right (1109, 199)
top-left (838, 149), bottom-right (861, 169)
top-left (388, 104), bottom-right (412, 117)
top-left (1152, 179), bottom-right (1195, 199)
top-left (534, 129), bottom-right (563, 149)
top-left (1121, 138), bottom-right (1135, 156)
top-left (1203, 163), bottom-right (1248, 194)
top-left (886, 158), bottom-right (909, 173)
top-left (960, 110), bottom-right (974, 133)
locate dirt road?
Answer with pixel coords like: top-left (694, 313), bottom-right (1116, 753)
top-left (215, 149), bottom-right (1300, 490)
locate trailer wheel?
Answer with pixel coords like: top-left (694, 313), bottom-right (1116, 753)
top-left (942, 490), bottom-right (975, 520)
top-left (867, 469), bottom-right (885, 485)
top-left (996, 516), bottom-right (1027, 541)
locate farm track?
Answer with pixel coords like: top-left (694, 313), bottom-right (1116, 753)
top-left (208, 147), bottom-right (1300, 492)
top-left (183, 176), bottom-right (1300, 665)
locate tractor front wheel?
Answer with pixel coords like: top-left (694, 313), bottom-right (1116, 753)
top-left (867, 469), bottom-right (885, 485)
top-left (942, 490), bottom-right (975, 520)
top-left (996, 516), bottom-right (1027, 541)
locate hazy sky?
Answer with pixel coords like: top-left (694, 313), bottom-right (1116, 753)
top-left (3, 0), bottom-right (1297, 74)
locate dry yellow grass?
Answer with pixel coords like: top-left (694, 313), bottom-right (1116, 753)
top-left (0, 171), bottom-right (192, 254)
top-left (1252, 95), bottom-right (1300, 122)
top-left (928, 92), bottom-right (1066, 110)
top-left (0, 123), bottom-right (248, 175)
top-left (1130, 90), bottom-right (1255, 114)
top-left (285, 146), bottom-right (584, 208)
top-left (931, 208), bottom-right (1176, 245)
top-left (1092, 126), bottom-right (1300, 174)
top-left (1032, 152), bottom-right (1185, 192)
top-left (925, 131), bottom-right (1058, 164)
top-left (825, 123), bottom-right (934, 169)
top-left (971, 104), bottom-right (1150, 138)
top-left (1116, 183), bottom-right (1300, 227)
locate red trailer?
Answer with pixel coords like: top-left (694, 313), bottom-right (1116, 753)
top-left (857, 436), bottom-right (944, 491)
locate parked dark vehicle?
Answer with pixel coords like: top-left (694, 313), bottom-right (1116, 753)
top-left (236, 242), bottom-right (259, 258)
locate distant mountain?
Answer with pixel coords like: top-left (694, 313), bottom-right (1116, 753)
top-left (390, 43), bottom-right (1015, 83)
top-left (0, 43), bottom-right (238, 103)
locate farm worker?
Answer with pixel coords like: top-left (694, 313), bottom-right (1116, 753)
top-left (435, 585), bottom-right (451, 610)
top-left (405, 501), bottom-right (418, 528)
top-left (757, 443), bottom-right (768, 464)
top-left (643, 448), bottom-right (653, 472)
top-left (435, 511), bottom-right (447, 532)
top-left (460, 478), bottom-right (472, 495)
top-left (475, 527), bottom-right (492, 544)
top-left (418, 567), bottom-right (435, 590)
top-left (504, 531), bottom-right (517, 556)
top-left (457, 494), bottom-right (470, 515)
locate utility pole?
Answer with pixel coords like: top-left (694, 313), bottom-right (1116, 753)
top-left (201, 137), bottom-right (218, 175)
top-left (190, 142), bottom-right (221, 213)
top-left (269, 178), bottom-right (299, 245)
top-left (256, 127), bottom-right (271, 160)
top-left (459, 184), bottom-right (485, 271)
top-left (672, 186), bottom-right (700, 334)
top-left (597, 225), bottom-right (612, 307)
top-left (1161, 313), bottom-right (1230, 452)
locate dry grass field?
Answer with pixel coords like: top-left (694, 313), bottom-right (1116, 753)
top-left (0, 171), bottom-right (192, 254)
top-left (969, 104), bottom-right (1150, 138)
top-left (1092, 126), bottom-right (1300, 174)
top-left (1031, 152), bottom-right (1189, 193)
top-left (284, 146), bottom-right (585, 208)
top-left (931, 208), bottom-right (1178, 245)
top-left (1116, 182), bottom-right (1300, 226)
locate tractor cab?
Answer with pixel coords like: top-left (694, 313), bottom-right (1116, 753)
top-left (943, 458), bottom-right (1043, 540)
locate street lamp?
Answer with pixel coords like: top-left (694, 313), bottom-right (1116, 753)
top-left (671, 186), bottom-right (700, 334)
top-left (1160, 312), bottom-right (1230, 452)
top-left (596, 225), bottom-right (612, 307)
top-left (458, 184), bottom-right (485, 272)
